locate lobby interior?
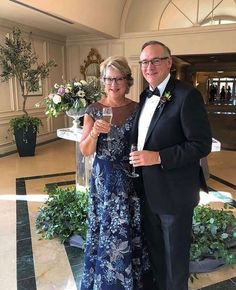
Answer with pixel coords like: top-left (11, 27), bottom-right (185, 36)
top-left (0, 1), bottom-right (236, 290)
top-left (0, 139), bottom-right (235, 290)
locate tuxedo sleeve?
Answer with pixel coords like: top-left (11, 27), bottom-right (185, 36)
top-left (160, 89), bottom-right (212, 170)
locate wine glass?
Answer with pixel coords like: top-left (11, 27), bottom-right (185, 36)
top-left (102, 107), bottom-right (113, 141)
top-left (129, 144), bottom-right (139, 178)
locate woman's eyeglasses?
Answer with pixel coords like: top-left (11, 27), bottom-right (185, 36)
top-left (103, 77), bottom-right (126, 85)
top-left (139, 57), bottom-right (169, 68)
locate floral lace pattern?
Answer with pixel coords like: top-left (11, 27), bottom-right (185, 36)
top-left (80, 103), bottom-right (152, 290)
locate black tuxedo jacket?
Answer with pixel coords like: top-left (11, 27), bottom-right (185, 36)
top-left (132, 77), bottom-right (212, 214)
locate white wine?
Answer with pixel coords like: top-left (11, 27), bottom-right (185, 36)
top-left (102, 114), bottom-right (112, 123)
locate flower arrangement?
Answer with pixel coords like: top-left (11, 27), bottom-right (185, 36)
top-left (40, 80), bottom-right (101, 117)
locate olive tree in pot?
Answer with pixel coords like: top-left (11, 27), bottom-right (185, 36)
top-left (0, 27), bottom-right (56, 156)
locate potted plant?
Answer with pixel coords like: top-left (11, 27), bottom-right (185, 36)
top-left (0, 27), bottom-right (56, 156)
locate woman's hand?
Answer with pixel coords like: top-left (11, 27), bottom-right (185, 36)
top-left (80, 115), bottom-right (112, 156)
top-left (92, 119), bottom-right (111, 135)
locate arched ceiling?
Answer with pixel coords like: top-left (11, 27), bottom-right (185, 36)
top-left (125, 0), bottom-right (236, 32)
top-left (0, 0), bottom-right (236, 37)
top-left (0, 0), bottom-right (127, 38)
top-left (0, 1), bottom-right (236, 82)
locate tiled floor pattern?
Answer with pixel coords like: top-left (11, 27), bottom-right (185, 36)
top-left (0, 140), bottom-right (235, 290)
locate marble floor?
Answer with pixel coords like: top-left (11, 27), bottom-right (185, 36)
top-left (0, 139), bottom-right (235, 290)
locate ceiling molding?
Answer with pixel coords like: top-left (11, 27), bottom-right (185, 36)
top-left (9, 0), bottom-right (74, 24)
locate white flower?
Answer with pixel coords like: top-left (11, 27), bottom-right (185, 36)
top-left (52, 94), bottom-right (62, 104)
top-left (35, 102), bottom-right (40, 108)
top-left (221, 233), bottom-right (229, 239)
top-left (80, 98), bottom-right (87, 107)
top-left (77, 90), bottom-right (85, 97)
top-left (48, 93), bottom-right (54, 99)
top-left (44, 80), bottom-right (101, 118)
top-left (80, 80), bottom-right (87, 85)
top-left (209, 218), bottom-right (214, 224)
top-left (66, 84), bottom-right (72, 90)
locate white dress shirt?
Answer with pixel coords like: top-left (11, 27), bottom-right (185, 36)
top-left (137, 74), bottom-right (170, 150)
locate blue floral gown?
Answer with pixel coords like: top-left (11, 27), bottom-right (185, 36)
top-left (80, 102), bottom-right (152, 290)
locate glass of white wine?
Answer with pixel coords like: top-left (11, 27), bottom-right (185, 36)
top-left (102, 107), bottom-right (113, 141)
top-left (128, 144), bottom-right (139, 178)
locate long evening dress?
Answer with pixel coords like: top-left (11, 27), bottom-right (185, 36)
top-left (80, 101), bottom-right (152, 290)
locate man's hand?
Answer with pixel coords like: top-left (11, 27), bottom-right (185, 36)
top-left (129, 150), bottom-right (161, 167)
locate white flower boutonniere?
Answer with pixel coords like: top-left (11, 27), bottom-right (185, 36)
top-left (158, 91), bottom-right (172, 107)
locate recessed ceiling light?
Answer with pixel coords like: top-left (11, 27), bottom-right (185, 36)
top-left (217, 70), bottom-right (224, 73)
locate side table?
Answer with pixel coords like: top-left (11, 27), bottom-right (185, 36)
top-left (57, 128), bottom-right (93, 191)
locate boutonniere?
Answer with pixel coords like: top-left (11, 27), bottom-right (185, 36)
top-left (158, 91), bottom-right (172, 108)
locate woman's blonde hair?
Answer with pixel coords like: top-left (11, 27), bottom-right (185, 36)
top-left (100, 56), bottom-right (134, 94)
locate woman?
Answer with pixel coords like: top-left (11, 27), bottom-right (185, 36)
top-left (80, 56), bottom-right (152, 290)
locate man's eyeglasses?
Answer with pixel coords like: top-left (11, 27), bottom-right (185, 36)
top-left (139, 57), bottom-right (169, 67)
top-left (103, 77), bottom-right (127, 85)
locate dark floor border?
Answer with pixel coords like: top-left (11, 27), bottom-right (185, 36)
top-left (210, 174), bottom-right (236, 190)
top-left (45, 180), bottom-right (76, 189)
top-left (16, 178), bottom-right (37, 290)
top-left (22, 171), bottom-right (75, 181)
top-left (221, 145), bottom-right (236, 151)
top-left (202, 277), bottom-right (236, 290)
top-left (0, 138), bottom-right (60, 158)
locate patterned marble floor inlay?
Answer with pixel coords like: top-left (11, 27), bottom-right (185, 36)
top-left (16, 178), bottom-right (37, 290)
top-left (14, 170), bottom-right (236, 290)
top-left (16, 172), bottom-right (81, 290)
top-left (64, 245), bottom-right (84, 289)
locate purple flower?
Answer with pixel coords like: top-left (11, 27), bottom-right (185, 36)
top-left (57, 86), bottom-right (65, 95)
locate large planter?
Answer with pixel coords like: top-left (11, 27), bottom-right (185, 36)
top-left (14, 125), bottom-right (37, 157)
top-left (190, 258), bottom-right (226, 273)
top-left (190, 240), bottom-right (236, 273)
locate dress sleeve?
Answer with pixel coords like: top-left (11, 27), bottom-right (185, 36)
top-left (85, 103), bottom-right (101, 121)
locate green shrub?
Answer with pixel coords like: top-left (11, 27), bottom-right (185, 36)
top-left (35, 186), bottom-right (88, 244)
top-left (36, 185), bottom-right (236, 268)
top-left (191, 205), bottom-right (236, 264)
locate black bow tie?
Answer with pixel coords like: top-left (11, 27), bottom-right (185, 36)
top-left (146, 87), bottom-right (160, 98)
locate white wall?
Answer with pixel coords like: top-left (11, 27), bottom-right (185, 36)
top-left (1, 20), bottom-right (236, 155)
top-left (0, 22), bottom-right (67, 155)
top-left (67, 24), bottom-right (236, 102)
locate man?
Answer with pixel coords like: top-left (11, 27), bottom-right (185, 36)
top-left (130, 41), bottom-right (212, 290)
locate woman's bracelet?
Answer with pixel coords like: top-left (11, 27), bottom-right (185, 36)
top-left (89, 130), bottom-right (99, 139)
